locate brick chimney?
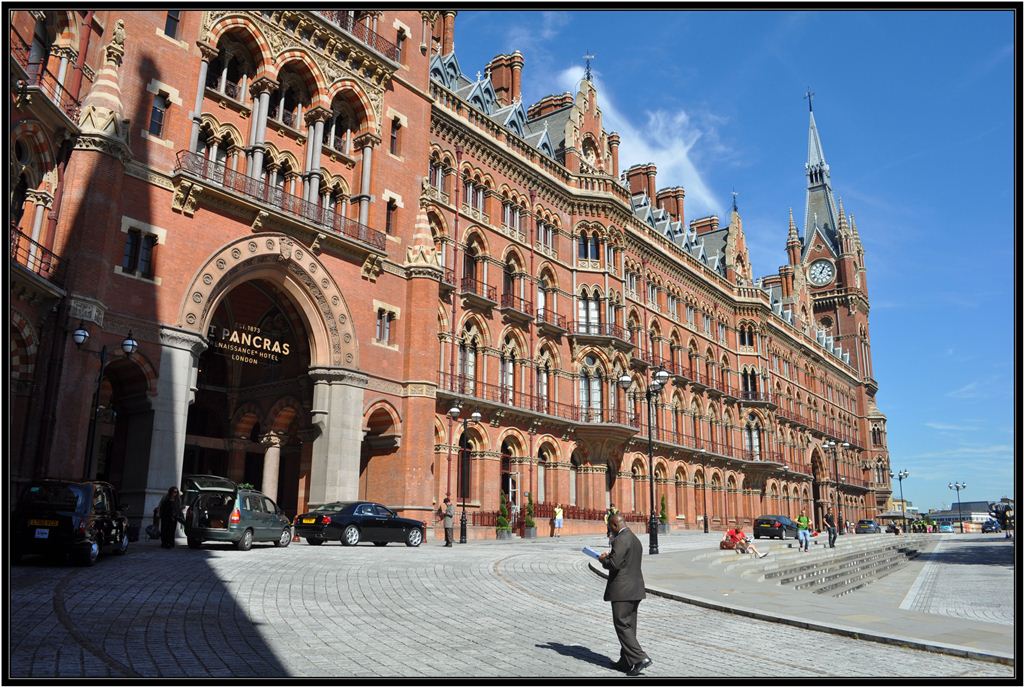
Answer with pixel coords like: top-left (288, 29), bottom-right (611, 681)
top-left (510, 50), bottom-right (524, 103)
top-left (690, 215), bottom-right (720, 235)
top-left (645, 164), bottom-right (657, 201)
top-left (442, 11), bottom-right (456, 55)
top-left (487, 54), bottom-right (513, 106)
top-left (625, 164), bottom-right (649, 196)
top-left (527, 92), bottom-right (573, 120)
top-left (655, 186), bottom-right (686, 224)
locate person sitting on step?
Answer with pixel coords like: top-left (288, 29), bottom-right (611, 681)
top-left (722, 525), bottom-right (768, 558)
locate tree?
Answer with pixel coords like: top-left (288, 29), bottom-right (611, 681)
top-left (525, 491), bottom-right (535, 528)
top-left (659, 493), bottom-right (668, 524)
top-left (497, 496), bottom-right (511, 531)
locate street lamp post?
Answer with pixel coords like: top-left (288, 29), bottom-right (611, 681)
top-left (891, 469), bottom-right (909, 533)
top-left (699, 448), bottom-right (709, 533)
top-left (72, 322), bottom-right (139, 480)
top-left (948, 481), bottom-right (967, 534)
top-left (823, 440), bottom-right (850, 535)
top-left (448, 405), bottom-right (481, 544)
top-left (619, 365), bottom-right (671, 555)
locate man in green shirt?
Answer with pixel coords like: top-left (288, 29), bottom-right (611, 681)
top-left (796, 509), bottom-right (811, 552)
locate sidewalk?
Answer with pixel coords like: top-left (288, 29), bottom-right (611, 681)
top-left (589, 533), bottom-right (1014, 665)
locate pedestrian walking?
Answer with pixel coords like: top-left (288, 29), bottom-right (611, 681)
top-left (796, 509), bottom-right (811, 552)
top-left (441, 497), bottom-right (455, 547)
top-left (599, 513), bottom-right (653, 676)
top-left (158, 486), bottom-right (182, 549)
top-left (553, 503), bottom-right (564, 538)
top-left (605, 503), bottom-right (620, 539)
top-left (823, 507), bottom-right (838, 548)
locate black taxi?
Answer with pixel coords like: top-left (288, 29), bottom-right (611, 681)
top-left (12, 480), bottom-right (130, 566)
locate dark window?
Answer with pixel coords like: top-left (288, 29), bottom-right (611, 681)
top-left (385, 199), bottom-right (397, 234)
top-left (164, 10), bottom-right (181, 39)
top-left (122, 229), bottom-right (157, 278)
top-left (149, 93), bottom-right (168, 137)
top-left (389, 118), bottom-right (401, 155)
top-left (395, 32), bottom-right (405, 64)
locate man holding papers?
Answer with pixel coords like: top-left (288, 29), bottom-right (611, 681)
top-left (598, 513), bottom-right (653, 676)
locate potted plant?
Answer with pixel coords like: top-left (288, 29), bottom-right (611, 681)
top-left (496, 498), bottom-right (512, 539)
top-left (523, 492), bottom-right (537, 539)
top-left (658, 494), bottom-right (670, 534)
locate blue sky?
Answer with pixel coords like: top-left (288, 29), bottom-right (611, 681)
top-left (455, 10), bottom-right (1015, 513)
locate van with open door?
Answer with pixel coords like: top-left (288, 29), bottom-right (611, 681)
top-left (182, 474), bottom-right (292, 551)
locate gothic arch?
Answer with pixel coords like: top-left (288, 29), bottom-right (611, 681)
top-left (266, 395), bottom-right (304, 432)
top-left (204, 16), bottom-right (273, 77)
top-left (177, 233), bottom-right (358, 368)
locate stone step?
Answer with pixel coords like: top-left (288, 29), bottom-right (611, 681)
top-left (765, 544), bottom-right (913, 581)
top-left (758, 541), bottom-right (918, 577)
top-left (810, 552), bottom-right (916, 597)
top-left (788, 548), bottom-right (909, 590)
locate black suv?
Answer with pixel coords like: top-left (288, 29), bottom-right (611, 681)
top-left (12, 480), bottom-right (130, 566)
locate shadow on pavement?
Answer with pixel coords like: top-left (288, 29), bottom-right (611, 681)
top-left (914, 542), bottom-right (1014, 569)
top-left (535, 641), bottom-right (615, 670)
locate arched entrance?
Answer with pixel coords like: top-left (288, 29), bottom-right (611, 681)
top-left (134, 234), bottom-right (366, 523)
top-left (94, 356), bottom-right (155, 495)
top-left (185, 279), bottom-right (312, 515)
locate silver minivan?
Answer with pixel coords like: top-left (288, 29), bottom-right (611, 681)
top-left (182, 475), bottom-right (292, 550)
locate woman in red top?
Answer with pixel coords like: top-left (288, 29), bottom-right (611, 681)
top-left (724, 526), bottom-right (768, 558)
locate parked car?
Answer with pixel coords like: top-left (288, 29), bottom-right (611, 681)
top-left (12, 480), bottom-right (130, 566)
top-left (753, 515), bottom-right (799, 540)
top-left (938, 524), bottom-right (955, 533)
top-left (293, 501), bottom-right (425, 547)
top-left (855, 519), bottom-right (881, 534)
top-left (982, 520), bottom-right (1001, 533)
top-left (182, 475), bottom-right (292, 551)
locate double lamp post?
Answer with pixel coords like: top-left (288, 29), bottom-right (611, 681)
top-left (447, 404), bottom-right (481, 544)
top-left (617, 365), bottom-right (671, 556)
top-left (948, 481), bottom-right (966, 533)
top-left (891, 469), bottom-right (909, 532)
top-left (72, 321), bottom-right (139, 480)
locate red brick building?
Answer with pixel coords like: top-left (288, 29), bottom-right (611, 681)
top-left (10, 9), bottom-right (892, 539)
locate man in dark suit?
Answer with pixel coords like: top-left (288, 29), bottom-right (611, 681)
top-left (599, 513), bottom-right (653, 676)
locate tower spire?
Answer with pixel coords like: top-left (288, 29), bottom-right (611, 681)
top-left (802, 94), bottom-right (840, 259)
top-left (583, 49), bottom-right (595, 81)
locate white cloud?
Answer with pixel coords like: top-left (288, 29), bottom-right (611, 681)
top-left (946, 381), bottom-right (981, 399)
top-left (551, 66), bottom-right (723, 217)
top-left (923, 421), bottom-right (977, 432)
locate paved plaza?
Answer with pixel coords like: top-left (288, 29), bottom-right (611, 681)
top-left (8, 532), bottom-right (1015, 679)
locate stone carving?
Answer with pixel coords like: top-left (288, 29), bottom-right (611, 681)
top-left (252, 210), bottom-right (269, 231)
top-left (182, 185), bottom-right (203, 217)
top-left (361, 254), bottom-right (383, 281)
top-left (106, 19), bottom-right (127, 65)
top-left (172, 181), bottom-right (193, 212)
top-left (309, 232), bottom-right (326, 254)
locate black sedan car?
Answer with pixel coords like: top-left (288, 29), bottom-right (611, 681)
top-left (13, 480), bottom-right (130, 566)
top-left (293, 501), bottom-right (424, 547)
top-left (753, 515), bottom-right (800, 540)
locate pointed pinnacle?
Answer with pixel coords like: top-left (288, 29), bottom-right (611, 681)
top-left (837, 198), bottom-right (848, 231)
top-left (787, 208), bottom-right (799, 242)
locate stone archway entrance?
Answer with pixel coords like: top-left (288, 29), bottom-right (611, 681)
top-left (137, 234), bottom-right (367, 523)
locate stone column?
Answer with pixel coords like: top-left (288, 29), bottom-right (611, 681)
top-left (353, 133), bottom-right (379, 226)
top-left (24, 189), bottom-right (53, 264)
top-left (296, 428), bottom-right (318, 515)
top-left (248, 77), bottom-right (277, 176)
top-left (191, 42), bottom-right (219, 152)
top-left (135, 327), bottom-right (206, 528)
top-left (304, 109), bottom-right (329, 202)
top-left (307, 367), bottom-right (368, 504)
top-left (260, 430), bottom-right (284, 502)
top-left (226, 437), bottom-right (247, 482)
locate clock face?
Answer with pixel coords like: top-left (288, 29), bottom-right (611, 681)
top-left (808, 259), bottom-right (835, 286)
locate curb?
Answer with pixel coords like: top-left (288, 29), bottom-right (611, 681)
top-left (587, 562), bottom-right (1013, 666)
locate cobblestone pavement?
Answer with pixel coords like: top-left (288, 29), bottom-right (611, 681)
top-left (9, 535), bottom-right (1014, 679)
top-left (900, 534), bottom-right (1014, 625)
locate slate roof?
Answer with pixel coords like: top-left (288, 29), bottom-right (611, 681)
top-left (627, 193), bottom-right (727, 278)
top-left (803, 109), bottom-right (840, 259)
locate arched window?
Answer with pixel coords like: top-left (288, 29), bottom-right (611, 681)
top-left (462, 243), bottom-right (478, 281)
top-left (589, 232), bottom-right (601, 260)
top-left (579, 354), bottom-right (603, 421)
top-left (499, 336), bottom-right (517, 404)
top-left (744, 413), bottom-right (762, 460)
top-left (577, 231), bottom-right (589, 260)
top-left (537, 356), bottom-right (552, 410)
top-left (578, 288), bottom-right (601, 334)
top-left (537, 449), bottom-right (549, 503)
top-left (457, 327), bottom-right (479, 389)
top-left (631, 462), bottom-right (643, 512)
top-left (674, 469), bottom-right (686, 520)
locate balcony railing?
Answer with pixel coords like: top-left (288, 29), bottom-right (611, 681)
top-left (535, 308), bottom-right (567, 330)
top-left (174, 150), bottom-right (387, 251)
top-left (438, 371), bottom-right (640, 429)
top-left (500, 293), bottom-right (534, 316)
top-left (315, 11), bottom-right (400, 62)
top-left (11, 28), bottom-right (81, 122)
top-left (569, 321), bottom-right (627, 339)
top-left (10, 225), bottom-right (65, 287)
top-left (737, 389), bottom-right (774, 404)
top-left (459, 276), bottom-right (496, 302)
top-left (441, 268), bottom-right (456, 286)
